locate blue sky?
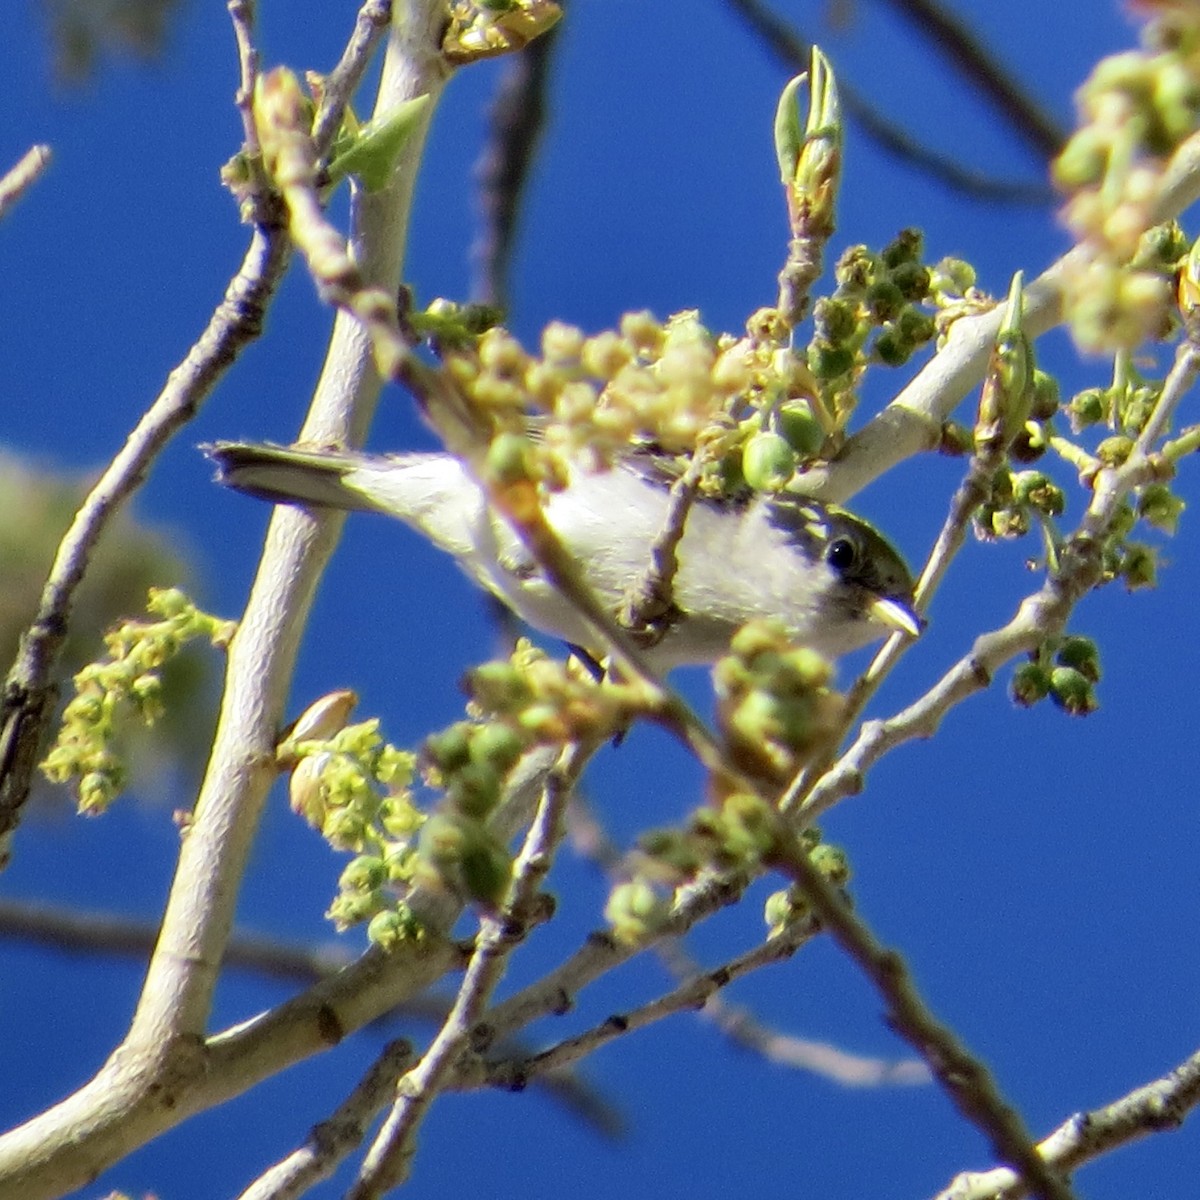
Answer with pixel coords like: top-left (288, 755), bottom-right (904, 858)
top-left (2, 2), bottom-right (1199, 1198)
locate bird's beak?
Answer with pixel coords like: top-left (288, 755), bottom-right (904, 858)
top-left (868, 595), bottom-right (925, 638)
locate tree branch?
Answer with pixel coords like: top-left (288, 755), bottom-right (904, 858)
top-left (803, 127), bottom-right (1200, 506)
top-left (483, 918), bottom-right (815, 1088)
top-left (471, 24), bottom-right (561, 307)
top-left (0, 145), bottom-right (52, 222)
top-left (236, 1040), bottom-right (412, 1200)
top-left (0, 4), bottom-right (450, 1196)
top-left (875, 0), bottom-right (1066, 159)
top-left (795, 330), bottom-right (1200, 827)
top-left (349, 742), bottom-right (582, 1198)
top-left (934, 1047), bottom-right (1200, 1200)
top-left (768, 828), bottom-right (1077, 1200)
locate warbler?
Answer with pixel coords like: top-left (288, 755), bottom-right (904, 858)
top-left (208, 441), bottom-right (922, 669)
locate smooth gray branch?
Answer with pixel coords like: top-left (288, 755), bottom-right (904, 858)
top-left (237, 1040), bottom-right (412, 1200)
top-left (350, 743), bottom-right (581, 1198)
top-left (769, 830), bottom-right (1077, 1200)
top-left (934, 1046), bottom-right (1200, 1200)
top-left (0, 145), bottom-right (52, 221)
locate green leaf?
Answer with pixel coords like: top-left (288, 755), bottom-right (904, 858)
top-left (327, 94), bottom-right (432, 192)
top-left (774, 73), bottom-right (806, 185)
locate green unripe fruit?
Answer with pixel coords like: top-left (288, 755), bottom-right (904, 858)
top-left (1052, 127), bottom-right (1109, 190)
top-left (1055, 636), bottom-right (1101, 683)
top-left (814, 296), bottom-right (859, 343)
top-left (1010, 661), bottom-right (1050, 707)
top-left (890, 262), bottom-right (931, 301)
top-left (1138, 483), bottom-right (1185, 534)
top-left (873, 329), bottom-right (910, 366)
top-left (605, 879), bottom-right (669, 944)
top-left (459, 836), bottom-right (512, 908)
top-left (897, 308), bottom-right (937, 344)
top-left (339, 854), bottom-right (386, 894)
top-left (743, 431), bottom-right (796, 493)
top-left (776, 401), bottom-right (825, 457)
top-left (367, 908), bottom-right (411, 950)
top-left (1097, 436), bottom-right (1134, 467)
top-left (1049, 666), bottom-right (1098, 716)
top-left (1030, 370), bottom-right (1061, 420)
top-left (809, 842), bottom-right (850, 886)
top-left (424, 722), bottom-right (474, 772)
top-left (808, 342), bottom-right (855, 380)
top-left (882, 228), bottom-right (922, 268)
top-left (1068, 387), bottom-right (1106, 431)
top-left (485, 432), bottom-right (536, 485)
top-left (865, 280), bottom-right (905, 322)
top-left (469, 722), bottom-right (527, 772)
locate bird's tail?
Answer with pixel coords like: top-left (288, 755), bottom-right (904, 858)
top-left (205, 441), bottom-right (392, 514)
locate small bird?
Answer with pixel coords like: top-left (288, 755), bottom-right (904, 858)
top-left (207, 441), bottom-right (922, 670)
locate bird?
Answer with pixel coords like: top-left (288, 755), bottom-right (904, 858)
top-left (207, 440), bottom-right (922, 670)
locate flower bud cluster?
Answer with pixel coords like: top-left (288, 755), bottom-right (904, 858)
top-left (764, 842), bottom-right (850, 936)
top-left (604, 878), bottom-right (671, 946)
top-left (42, 588), bottom-right (236, 814)
top-left (1010, 635), bottom-right (1102, 716)
top-left (465, 639), bottom-right (649, 747)
top-left (805, 230), bottom-right (943, 423)
top-left (974, 465), bottom-right (1067, 541)
top-left (440, 310), bottom-right (752, 480)
top-left (1068, 373), bottom-right (1167, 440)
top-left (713, 620), bottom-right (844, 785)
top-left (410, 641), bottom-right (655, 913)
top-left (281, 703), bottom-right (424, 939)
top-left (1053, 20), bottom-right (1200, 349)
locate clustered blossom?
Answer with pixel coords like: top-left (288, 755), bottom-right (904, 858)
top-left (41, 588), bottom-right (236, 814)
top-left (1054, 13), bottom-right (1200, 348)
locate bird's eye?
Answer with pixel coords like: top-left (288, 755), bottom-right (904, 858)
top-left (827, 537), bottom-right (858, 572)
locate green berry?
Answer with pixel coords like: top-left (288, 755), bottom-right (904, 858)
top-left (1055, 636), bottom-right (1102, 683)
top-left (743, 432), bottom-right (796, 493)
top-left (1011, 662), bottom-right (1051, 707)
top-left (1049, 666), bottom-right (1098, 716)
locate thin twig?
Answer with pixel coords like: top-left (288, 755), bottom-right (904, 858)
top-left (237, 1040), bottom-right (412, 1200)
top-left (933, 1046), bottom-right (1200, 1200)
top-left (0, 897), bottom-right (353, 983)
top-left (618, 458), bottom-right (704, 646)
top-left (723, 0), bottom-right (1051, 203)
top-left (471, 24), bottom-right (561, 307)
top-left (312, 0), bottom-right (395, 156)
top-left (567, 797), bottom-right (928, 1085)
top-left (802, 128), bottom-right (1200, 507)
top-left (484, 919), bottom-right (814, 1087)
top-left (479, 867), bottom-right (749, 1046)
top-left (781, 419), bottom-right (1002, 821)
top-left (349, 743), bottom-right (583, 1199)
top-left (0, 145), bottom-right (52, 221)
top-left (653, 935), bottom-right (931, 1086)
top-left (228, 0), bottom-right (261, 152)
top-left (768, 828), bottom-right (1077, 1200)
top-left (0, 220), bottom-right (290, 867)
top-left (876, 0), bottom-right (1066, 159)
top-left (795, 332), bottom-right (1200, 827)
top-left (0, 6), bottom-right (450, 1195)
